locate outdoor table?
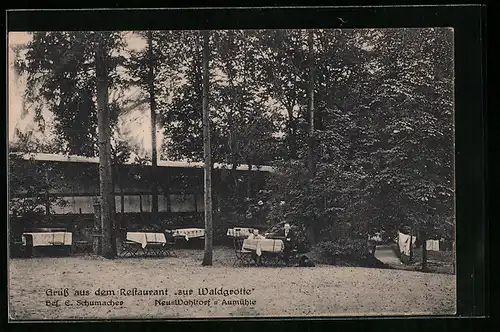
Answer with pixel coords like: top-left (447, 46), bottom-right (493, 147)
top-left (22, 232), bottom-right (72, 257)
top-left (170, 228), bottom-right (205, 241)
top-left (226, 227), bottom-right (253, 238)
top-left (126, 232), bottom-right (166, 248)
top-left (242, 238), bottom-right (284, 257)
top-left (123, 232), bottom-right (170, 257)
top-left (22, 232), bottom-right (72, 247)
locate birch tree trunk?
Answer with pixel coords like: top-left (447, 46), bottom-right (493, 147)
top-left (201, 30), bottom-right (213, 266)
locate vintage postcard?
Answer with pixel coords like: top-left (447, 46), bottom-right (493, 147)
top-left (8, 27), bottom-right (457, 320)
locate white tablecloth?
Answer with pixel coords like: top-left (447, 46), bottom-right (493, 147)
top-left (226, 227), bottom-right (253, 237)
top-left (22, 232), bottom-right (72, 247)
top-left (242, 239), bottom-right (284, 256)
top-left (171, 228), bottom-right (205, 241)
top-left (127, 232), bottom-right (166, 249)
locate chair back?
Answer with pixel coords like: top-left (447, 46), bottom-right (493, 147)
top-left (24, 234), bottom-right (33, 246)
top-left (165, 231), bottom-right (176, 245)
top-left (116, 228), bottom-right (128, 242)
top-left (233, 230), bottom-right (246, 251)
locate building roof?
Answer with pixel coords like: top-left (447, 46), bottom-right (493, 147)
top-left (10, 152), bottom-right (275, 173)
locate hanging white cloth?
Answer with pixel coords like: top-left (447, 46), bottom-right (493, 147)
top-left (398, 231), bottom-right (417, 256)
top-left (398, 232), bottom-right (411, 256)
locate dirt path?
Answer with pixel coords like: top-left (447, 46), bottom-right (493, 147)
top-left (374, 244), bottom-right (402, 267)
top-left (9, 247), bottom-right (456, 320)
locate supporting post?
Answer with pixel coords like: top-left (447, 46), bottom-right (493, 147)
top-left (92, 197), bottom-right (102, 255)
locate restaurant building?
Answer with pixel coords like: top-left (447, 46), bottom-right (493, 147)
top-left (9, 153), bottom-right (273, 233)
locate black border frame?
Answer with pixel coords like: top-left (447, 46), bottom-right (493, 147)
top-left (4, 5), bottom-right (488, 328)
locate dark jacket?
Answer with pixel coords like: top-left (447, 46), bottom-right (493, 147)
top-left (283, 229), bottom-right (294, 249)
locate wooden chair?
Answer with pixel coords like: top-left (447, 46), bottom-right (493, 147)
top-left (72, 225), bottom-right (92, 255)
top-left (233, 233), bottom-right (254, 266)
top-left (164, 232), bottom-right (177, 257)
top-left (287, 248), bottom-right (300, 266)
top-left (142, 242), bottom-right (168, 258)
top-left (73, 240), bottom-right (90, 254)
top-left (10, 236), bottom-right (26, 258)
top-left (23, 234), bottom-right (34, 257)
top-left (268, 236), bottom-right (300, 266)
top-left (118, 229), bottom-right (142, 258)
top-left (121, 240), bottom-right (142, 257)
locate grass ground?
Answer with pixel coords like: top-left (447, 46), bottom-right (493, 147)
top-left (9, 246), bottom-right (456, 320)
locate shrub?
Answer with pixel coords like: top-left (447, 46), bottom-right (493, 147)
top-left (314, 239), bottom-right (370, 265)
top-left (319, 222), bottom-right (351, 242)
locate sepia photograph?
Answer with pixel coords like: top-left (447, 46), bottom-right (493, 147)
top-left (8, 27), bottom-right (456, 320)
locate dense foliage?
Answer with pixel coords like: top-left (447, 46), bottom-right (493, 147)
top-left (8, 154), bottom-right (67, 217)
top-left (14, 31), bottom-right (128, 157)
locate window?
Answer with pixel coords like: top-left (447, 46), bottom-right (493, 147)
top-left (51, 196), bottom-right (76, 214)
top-left (73, 196), bottom-right (94, 214)
top-left (170, 194), bottom-right (196, 212)
top-left (115, 196), bottom-right (122, 213)
top-left (10, 197), bottom-right (47, 215)
top-left (196, 194), bottom-right (204, 212)
top-left (141, 195), bottom-right (152, 212)
top-left (123, 195), bottom-right (141, 213)
top-left (158, 195), bottom-right (168, 212)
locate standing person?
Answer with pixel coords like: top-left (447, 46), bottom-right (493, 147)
top-left (282, 223), bottom-right (295, 266)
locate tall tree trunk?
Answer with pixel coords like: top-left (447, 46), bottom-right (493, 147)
top-left (227, 68), bottom-right (238, 190)
top-left (420, 230), bottom-right (428, 271)
top-left (120, 171), bottom-right (125, 214)
top-left (247, 160), bottom-right (252, 198)
top-left (305, 31), bottom-right (317, 244)
top-left (148, 31), bottom-right (159, 220)
top-left (44, 168), bottom-right (51, 216)
top-left (118, 168), bottom-right (124, 231)
top-left (241, 35), bottom-right (253, 200)
top-left (95, 33), bottom-right (115, 258)
top-left (111, 165), bottom-right (117, 230)
top-left (230, 129), bottom-right (238, 189)
top-left (286, 107), bottom-right (297, 160)
top-left (307, 30), bottom-right (316, 177)
top-left (409, 227), bottom-right (414, 262)
top-left (201, 30), bottom-right (213, 266)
